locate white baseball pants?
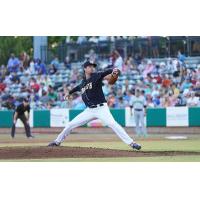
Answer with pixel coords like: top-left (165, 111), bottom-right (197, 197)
top-left (55, 103), bottom-right (134, 145)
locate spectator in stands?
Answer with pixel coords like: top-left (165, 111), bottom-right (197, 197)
top-left (123, 55), bottom-right (135, 72)
top-left (145, 73), bottom-right (153, 86)
top-left (143, 60), bottom-right (154, 78)
top-left (162, 74), bottom-right (172, 88)
top-left (161, 95), bottom-right (172, 107)
top-left (151, 85), bottom-right (160, 100)
top-left (20, 83), bottom-right (29, 97)
top-left (153, 95), bottom-right (161, 107)
top-left (64, 56), bottom-right (71, 70)
top-left (107, 94), bottom-right (116, 108)
top-left (115, 96), bottom-right (126, 108)
top-left (116, 88), bottom-right (123, 100)
top-left (34, 59), bottom-right (46, 75)
top-left (20, 52), bottom-right (30, 69)
top-left (10, 72), bottom-right (20, 83)
top-left (122, 80), bottom-right (133, 94)
top-left (134, 53), bottom-right (142, 65)
top-left (7, 53), bottom-right (20, 73)
top-left (196, 65), bottom-right (200, 79)
top-left (0, 79), bottom-right (6, 92)
top-left (38, 82), bottom-right (47, 97)
top-left (123, 90), bottom-right (133, 106)
top-left (40, 90), bottom-right (50, 104)
top-left (38, 60), bottom-right (47, 75)
top-left (1, 38), bottom-right (200, 110)
top-left (159, 62), bottom-right (168, 74)
top-left (48, 85), bottom-right (57, 102)
top-left (20, 72), bottom-right (30, 85)
top-left (194, 80), bottom-right (200, 96)
top-left (144, 84), bottom-right (152, 96)
top-left (169, 91), bottom-right (178, 106)
top-left (48, 64), bottom-right (57, 75)
top-left (177, 50), bottom-right (186, 63)
top-left (166, 58), bottom-right (177, 74)
top-left (72, 94), bottom-right (86, 109)
top-left (43, 75), bottom-right (52, 87)
top-left (51, 56), bottom-right (60, 70)
top-left (137, 60), bottom-right (146, 73)
top-left (181, 77), bottom-right (193, 92)
top-left (187, 91), bottom-right (199, 107)
top-left (171, 83), bottom-right (180, 97)
top-left (26, 59), bottom-right (36, 74)
top-left (146, 94), bottom-right (154, 108)
top-left (30, 78), bottom-right (40, 93)
top-left (113, 50), bottom-right (123, 71)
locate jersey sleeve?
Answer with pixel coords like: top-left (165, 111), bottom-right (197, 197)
top-left (69, 85), bottom-right (81, 95)
top-left (98, 69), bottom-right (113, 80)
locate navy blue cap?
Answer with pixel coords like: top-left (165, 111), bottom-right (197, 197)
top-left (83, 61), bottom-right (97, 68)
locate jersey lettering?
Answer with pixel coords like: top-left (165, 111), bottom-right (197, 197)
top-left (81, 82), bottom-right (92, 94)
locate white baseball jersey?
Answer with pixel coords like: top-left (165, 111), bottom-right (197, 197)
top-left (129, 95), bottom-right (146, 110)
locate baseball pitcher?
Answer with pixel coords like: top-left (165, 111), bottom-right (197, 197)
top-left (48, 61), bottom-right (141, 150)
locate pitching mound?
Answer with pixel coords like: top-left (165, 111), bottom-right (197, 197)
top-left (0, 146), bottom-right (200, 160)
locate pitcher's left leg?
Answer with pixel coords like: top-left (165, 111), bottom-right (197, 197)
top-left (96, 105), bottom-right (141, 150)
top-left (96, 105), bottom-right (133, 145)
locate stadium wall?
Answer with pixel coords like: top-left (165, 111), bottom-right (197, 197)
top-left (0, 107), bottom-right (200, 128)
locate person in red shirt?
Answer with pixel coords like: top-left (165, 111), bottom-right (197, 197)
top-left (0, 81), bottom-right (6, 92)
top-left (30, 78), bottom-right (40, 93)
top-left (154, 74), bottom-right (162, 84)
top-left (162, 75), bottom-right (171, 88)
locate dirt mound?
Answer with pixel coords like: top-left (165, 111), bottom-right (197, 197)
top-left (0, 146), bottom-right (200, 160)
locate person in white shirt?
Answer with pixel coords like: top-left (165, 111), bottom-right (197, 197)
top-left (151, 85), bottom-right (160, 99)
top-left (187, 91), bottom-right (199, 107)
top-left (129, 89), bottom-right (147, 137)
top-left (113, 50), bottom-right (123, 71)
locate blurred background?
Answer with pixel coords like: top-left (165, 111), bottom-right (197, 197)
top-left (1, 36), bottom-right (200, 110)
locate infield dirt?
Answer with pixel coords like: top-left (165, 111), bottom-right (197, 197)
top-left (1, 146), bottom-right (200, 160)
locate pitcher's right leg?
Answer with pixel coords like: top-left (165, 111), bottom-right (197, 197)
top-left (48, 109), bottom-right (95, 146)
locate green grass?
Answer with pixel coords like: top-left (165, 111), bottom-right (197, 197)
top-left (2, 156), bottom-right (200, 162)
top-left (63, 139), bottom-right (200, 152)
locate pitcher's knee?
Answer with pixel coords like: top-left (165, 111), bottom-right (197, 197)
top-left (106, 120), bottom-right (118, 128)
top-left (64, 123), bottom-right (74, 131)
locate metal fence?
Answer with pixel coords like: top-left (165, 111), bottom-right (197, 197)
top-left (41, 36), bottom-right (200, 63)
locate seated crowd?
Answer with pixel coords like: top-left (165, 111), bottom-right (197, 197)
top-left (0, 50), bottom-right (200, 110)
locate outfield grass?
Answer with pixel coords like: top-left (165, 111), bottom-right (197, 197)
top-left (1, 156), bottom-right (200, 162)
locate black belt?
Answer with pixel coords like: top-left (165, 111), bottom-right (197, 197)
top-left (134, 109), bottom-right (143, 111)
top-left (89, 103), bottom-right (104, 108)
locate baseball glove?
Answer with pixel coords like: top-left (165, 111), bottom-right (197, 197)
top-left (108, 68), bottom-right (120, 85)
